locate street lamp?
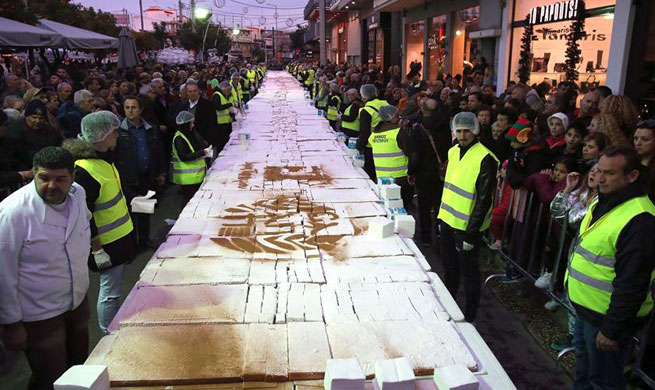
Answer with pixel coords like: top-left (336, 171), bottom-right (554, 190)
top-left (266, 2), bottom-right (278, 62)
top-left (195, 8), bottom-right (212, 62)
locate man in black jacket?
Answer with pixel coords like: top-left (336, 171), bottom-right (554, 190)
top-left (437, 112), bottom-right (498, 323)
top-left (114, 97), bottom-right (166, 249)
top-left (179, 80), bottom-right (219, 156)
top-left (568, 145), bottom-right (655, 390)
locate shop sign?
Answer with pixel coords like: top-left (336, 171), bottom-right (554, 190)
top-left (528, 0), bottom-right (582, 25)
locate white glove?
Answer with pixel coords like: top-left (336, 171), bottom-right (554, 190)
top-left (204, 146), bottom-right (214, 158)
top-left (92, 248), bottom-right (112, 270)
top-left (462, 241), bottom-right (475, 251)
top-left (337, 113), bottom-right (342, 120)
top-left (229, 107), bottom-right (238, 114)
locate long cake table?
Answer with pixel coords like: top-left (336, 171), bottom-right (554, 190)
top-left (86, 71), bottom-right (516, 390)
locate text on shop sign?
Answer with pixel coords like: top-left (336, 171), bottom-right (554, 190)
top-left (528, 0), bottom-right (582, 25)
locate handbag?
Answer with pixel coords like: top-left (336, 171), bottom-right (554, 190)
top-left (416, 124), bottom-right (448, 181)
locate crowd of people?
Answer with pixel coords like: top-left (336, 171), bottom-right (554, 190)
top-left (0, 60), bottom-right (265, 390)
top-left (288, 60), bottom-right (655, 390)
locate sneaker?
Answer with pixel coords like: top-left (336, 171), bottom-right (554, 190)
top-left (498, 272), bottom-right (525, 284)
top-left (551, 334), bottom-right (573, 351)
top-left (534, 272), bottom-right (552, 289)
top-left (544, 299), bottom-right (560, 311)
top-left (488, 239), bottom-right (502, 250)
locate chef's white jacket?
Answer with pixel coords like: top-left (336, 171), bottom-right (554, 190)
top-left (0, 182), bottom-right (92, 324)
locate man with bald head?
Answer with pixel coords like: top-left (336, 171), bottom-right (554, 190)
top-left (576, 90), bottom-right (600, 128)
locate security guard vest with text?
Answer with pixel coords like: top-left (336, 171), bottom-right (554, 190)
top-left (368, 126), bottom-right (408, 179)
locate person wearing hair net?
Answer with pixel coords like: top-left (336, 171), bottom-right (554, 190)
top-left (172, 111), bottom-right (208, 205)
top-left (437, 111), bottom-right (499, 324)
top-left (356, 84), bottom-right (388, 181)
top-left (340, 89), bottom-right (364, 139)
top-left (63, 110), bottom-right (137, 334)
top-left (239, 68), bottom-right (252, 104)
top-left (229, 72), bottom-right (243, 109)
top-left (211, 81), bottom-right (235, 151)
top-left (304, 66), bottom-right (315, 97)
top-left (315, 76), bottom-right (330, 113)
top-left (368, 105), bottom-right (413, 208)
top-left (326, 82), bottom-right (343, 130)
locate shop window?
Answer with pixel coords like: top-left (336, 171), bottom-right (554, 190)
top-left (428, 15), bottom-right (447, 81)
top-left (405, 20), bottom-right (425, 77)
top-left (375, 29), bottom-right (384, 66)
top-left (368, 29), bottom-right (376, 64)
top-left (451, 6), bottom-right (480, 78)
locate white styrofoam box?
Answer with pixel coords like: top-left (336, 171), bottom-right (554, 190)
top-left (374, 357), bottom-right (415, 390)
top-left (324, 358), bottom-right (366, 390)
top-left (433, 364), bottom-right (479, 390)
top-left (347, 148), bottom-right (360, 157)
top-left (54, 365), bottom-right (110, 390)
top-left (379, 184), bottom-right (401, 201)
top-left (395, 215), bottom-right (415, 237)
top-left (368, 217), bottom-right (394, 239)
top-left (384, 198), bottom-right (404, 209)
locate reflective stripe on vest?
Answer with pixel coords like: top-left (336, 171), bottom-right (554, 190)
top-left (363, 99), bottom-right (386, 129)
top-left (327, 95), bottom-right (342, 121)
top-left (172, 131), bottom-right (206, 185)
top-left (437, 142), bottom-right (498, 231)
top-left (213, 91), bottom-right (232, 124)
top-left (566, 196), bottom-right (655, 317)
top-left (341, 104), bottom-right (360, 131)
top-left (368, 126), bottom-right (408, 179)
top-left (74, 159), bottom-right (133, 245)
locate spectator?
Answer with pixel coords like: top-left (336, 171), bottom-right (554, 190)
top-left (599, 95), bottom-right (639, 140)
top-left (0, 74), bottom-right (22, 100)
top-left (633, 120), bottom-right (655, 202)
top-left (181, 80), bottom-right (219, 155)
top-left (115, 97), bottom-right (166, 249)
top-left (5, 100), bottom-right (62, 167)
top-left (64, 112), bottom-right (138, 335)
top-left (574, 90), bottom-right (600, 127)
top-left (580, 132), bottom-right (609, 172)
top-left (0, 147), bottom-right (91, 390)
top-left (467, 91), bottom-right (482, 112)
top-left (58, 89), bottom-right (94, 138)
top-left (545, 113), bottom-right (568, 155)
top-left (588, 114), bottom-right (628, 145)
top-left (489, 160), bottom-right (511, 250)
top-left (481, 120), bottom-right (511, 163)
top-left (525, 157), bottom-right (577, 206)
top-left (3, 96), bottom-right (25, 113)
top-left (151, 78), bottom-right (171, 134)
top-left (505, 118), bottom-right (547, 189)
top-left (0, 111), bottom-right (33, 188)
top-left (476, 104), bottom-right (492, 137)
top-left (56, 82), bottom-right (73, 105)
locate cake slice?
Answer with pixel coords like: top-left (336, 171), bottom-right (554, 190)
top-left (374, 357), bottom-right (415, 390)
top-left (433, 364), bottom-right (479, 390)
top-left (324, 358), bottom-right (366, 390)
top-left (54, 365), bottom-right (109, 390)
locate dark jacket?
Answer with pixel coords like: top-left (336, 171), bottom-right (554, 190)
top-left (64, 140), bottom-right (137, 272)
top-left (453, 139), bottom-right (498, 243)
top-left (572, 182), bottom-right (655, 340)
top-left (506, 143), bottom-right (547, 189)
top-left (0, 136), bottom-right (28, 188)
top-left (181, 98), bottom-right (219, 147)
top-left (114, 118), bottom-right (166, 197)
top-left (57, 101), bottom-right (86, 138)
top-left (173, 127), bottom-right (207, 162)
top-left (5, 119), bottom-right (62, 168)
top-left (340, 99), bottom-right (363, 138)
top-left (481, 133), bottom-right (511, 163)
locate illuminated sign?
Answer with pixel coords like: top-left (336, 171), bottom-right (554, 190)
top-left (528, 0), bottom-right (583, 25)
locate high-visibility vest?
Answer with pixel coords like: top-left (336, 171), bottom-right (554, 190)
top-left (241, 78), bottom-right (250, 96)
top-left (341, 103), bottom-right (360, 131)
top-left (248, 69), bottom-right (257, 85)
top-left (304, 69), bottom-right (315, 86)
top-left (313, 81), bottom-right (319, 98)
top-left (368, 126), bottom-right (408, 179)
top-left (229, 83), bottom-right (241, 107)
top-left (297, 70), bottom-right (304, 81)
top-left (361, 99), bottom-right (386, 130)
top-left (75, 159), bottom-right (133, 245)
top-left (316, 87), bottom-right (328, 109)
top-left (172, 131), bottom-right (206, 185)
top-left (566, 196), bottom-right (655, 317)
top-left (438, 142), bottom-right (498, 231)
top-left (326, 94), bottom-right (342, 121)
top-left (212, 91), bottom-right (232, 124)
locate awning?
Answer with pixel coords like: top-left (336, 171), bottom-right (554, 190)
top-left (38, 19), bottom-right (118, 50)
top-left (0, 17), bottom-right (63, 47)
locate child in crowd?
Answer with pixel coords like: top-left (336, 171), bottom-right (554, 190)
top-left (481, 121), bottom-right (511, 162)
top-left (549, 122), bottom-right (586, 164)
top-left (579, 132), bottom-right (609, 172)
top-left (525, 157), bottom-right (577, 206)
top-left (545, 112), bottom-right (568, 161)
top-left (489, 160), bottom-right (511, 250)
top-left (505, 118), bottom-right (547, 189)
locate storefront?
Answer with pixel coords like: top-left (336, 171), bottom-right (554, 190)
top-left (401, 1), bottom-right (482, 79)
top-left (365, 12), bottom-right (390, 68)
top-left (506, 0), bottom-right (616, 89)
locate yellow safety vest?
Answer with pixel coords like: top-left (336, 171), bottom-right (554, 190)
top-left (248, 69), bottom-right (257, 85)
top-left (297, 70), bottom-right (304, 81)
top-left (313, 81), bottom-right (319, 98)
top-left (566, 196), bottom-right (655, 317)
top-left (172, 131), bottom-right (206, 185)
top-left (341, 103), bottom-right (360, 132)
top-left (326, 94), bottom-right (342, 121)
top-left (305, 69), bottom-right (315, 86)
top-left (362, 99), bottom-right (386, 130)
top-left (212, 91), bottom-right (232, 124)
top-left (438, 142), bottom-right (498, 231)
top-left (316, 87), bottom-right (328, 109)
top-left (75, 159), bottom-right (133, 245)
top-left (242, 78), bottom-right (250, 96)
top-left (368, 126), bottom-right (408, 179)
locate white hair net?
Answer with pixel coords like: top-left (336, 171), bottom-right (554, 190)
top-left (378, 105), bottom-right (398, 122)
top-left (360, 84), bottom-right (377, 100)
top-left (79, 111), bottom-right (120, 143)
top-left (219, 81), bottom-right (231, 89)
top-left (176, 111), bottom-right (195, 125)
top-left (451, 111), bottom-right (480, 135)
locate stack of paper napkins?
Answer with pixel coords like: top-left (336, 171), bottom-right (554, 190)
top-left (368, 217), bottom-right (394, 239)
top-left (379, 184), bottom-right (403, 208)
top-left (433, 364), bottom-right (479, 390)
top-left (54, 365), bottom-right (109, 390)
top-left (374, 357), bottom-right (415, 390)
top-left (130, 190), bottom-right (157, 214)
top-left (324, 358), bottom-right (366, 390)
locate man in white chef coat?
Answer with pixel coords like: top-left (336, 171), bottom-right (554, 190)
top-left (0, 146), bottom-right (92, 390)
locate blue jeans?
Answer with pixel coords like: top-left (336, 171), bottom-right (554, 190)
top-left (97, 264), bottom-right (125, 334)
top-left (573, 316), bottom-right (631, 390)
